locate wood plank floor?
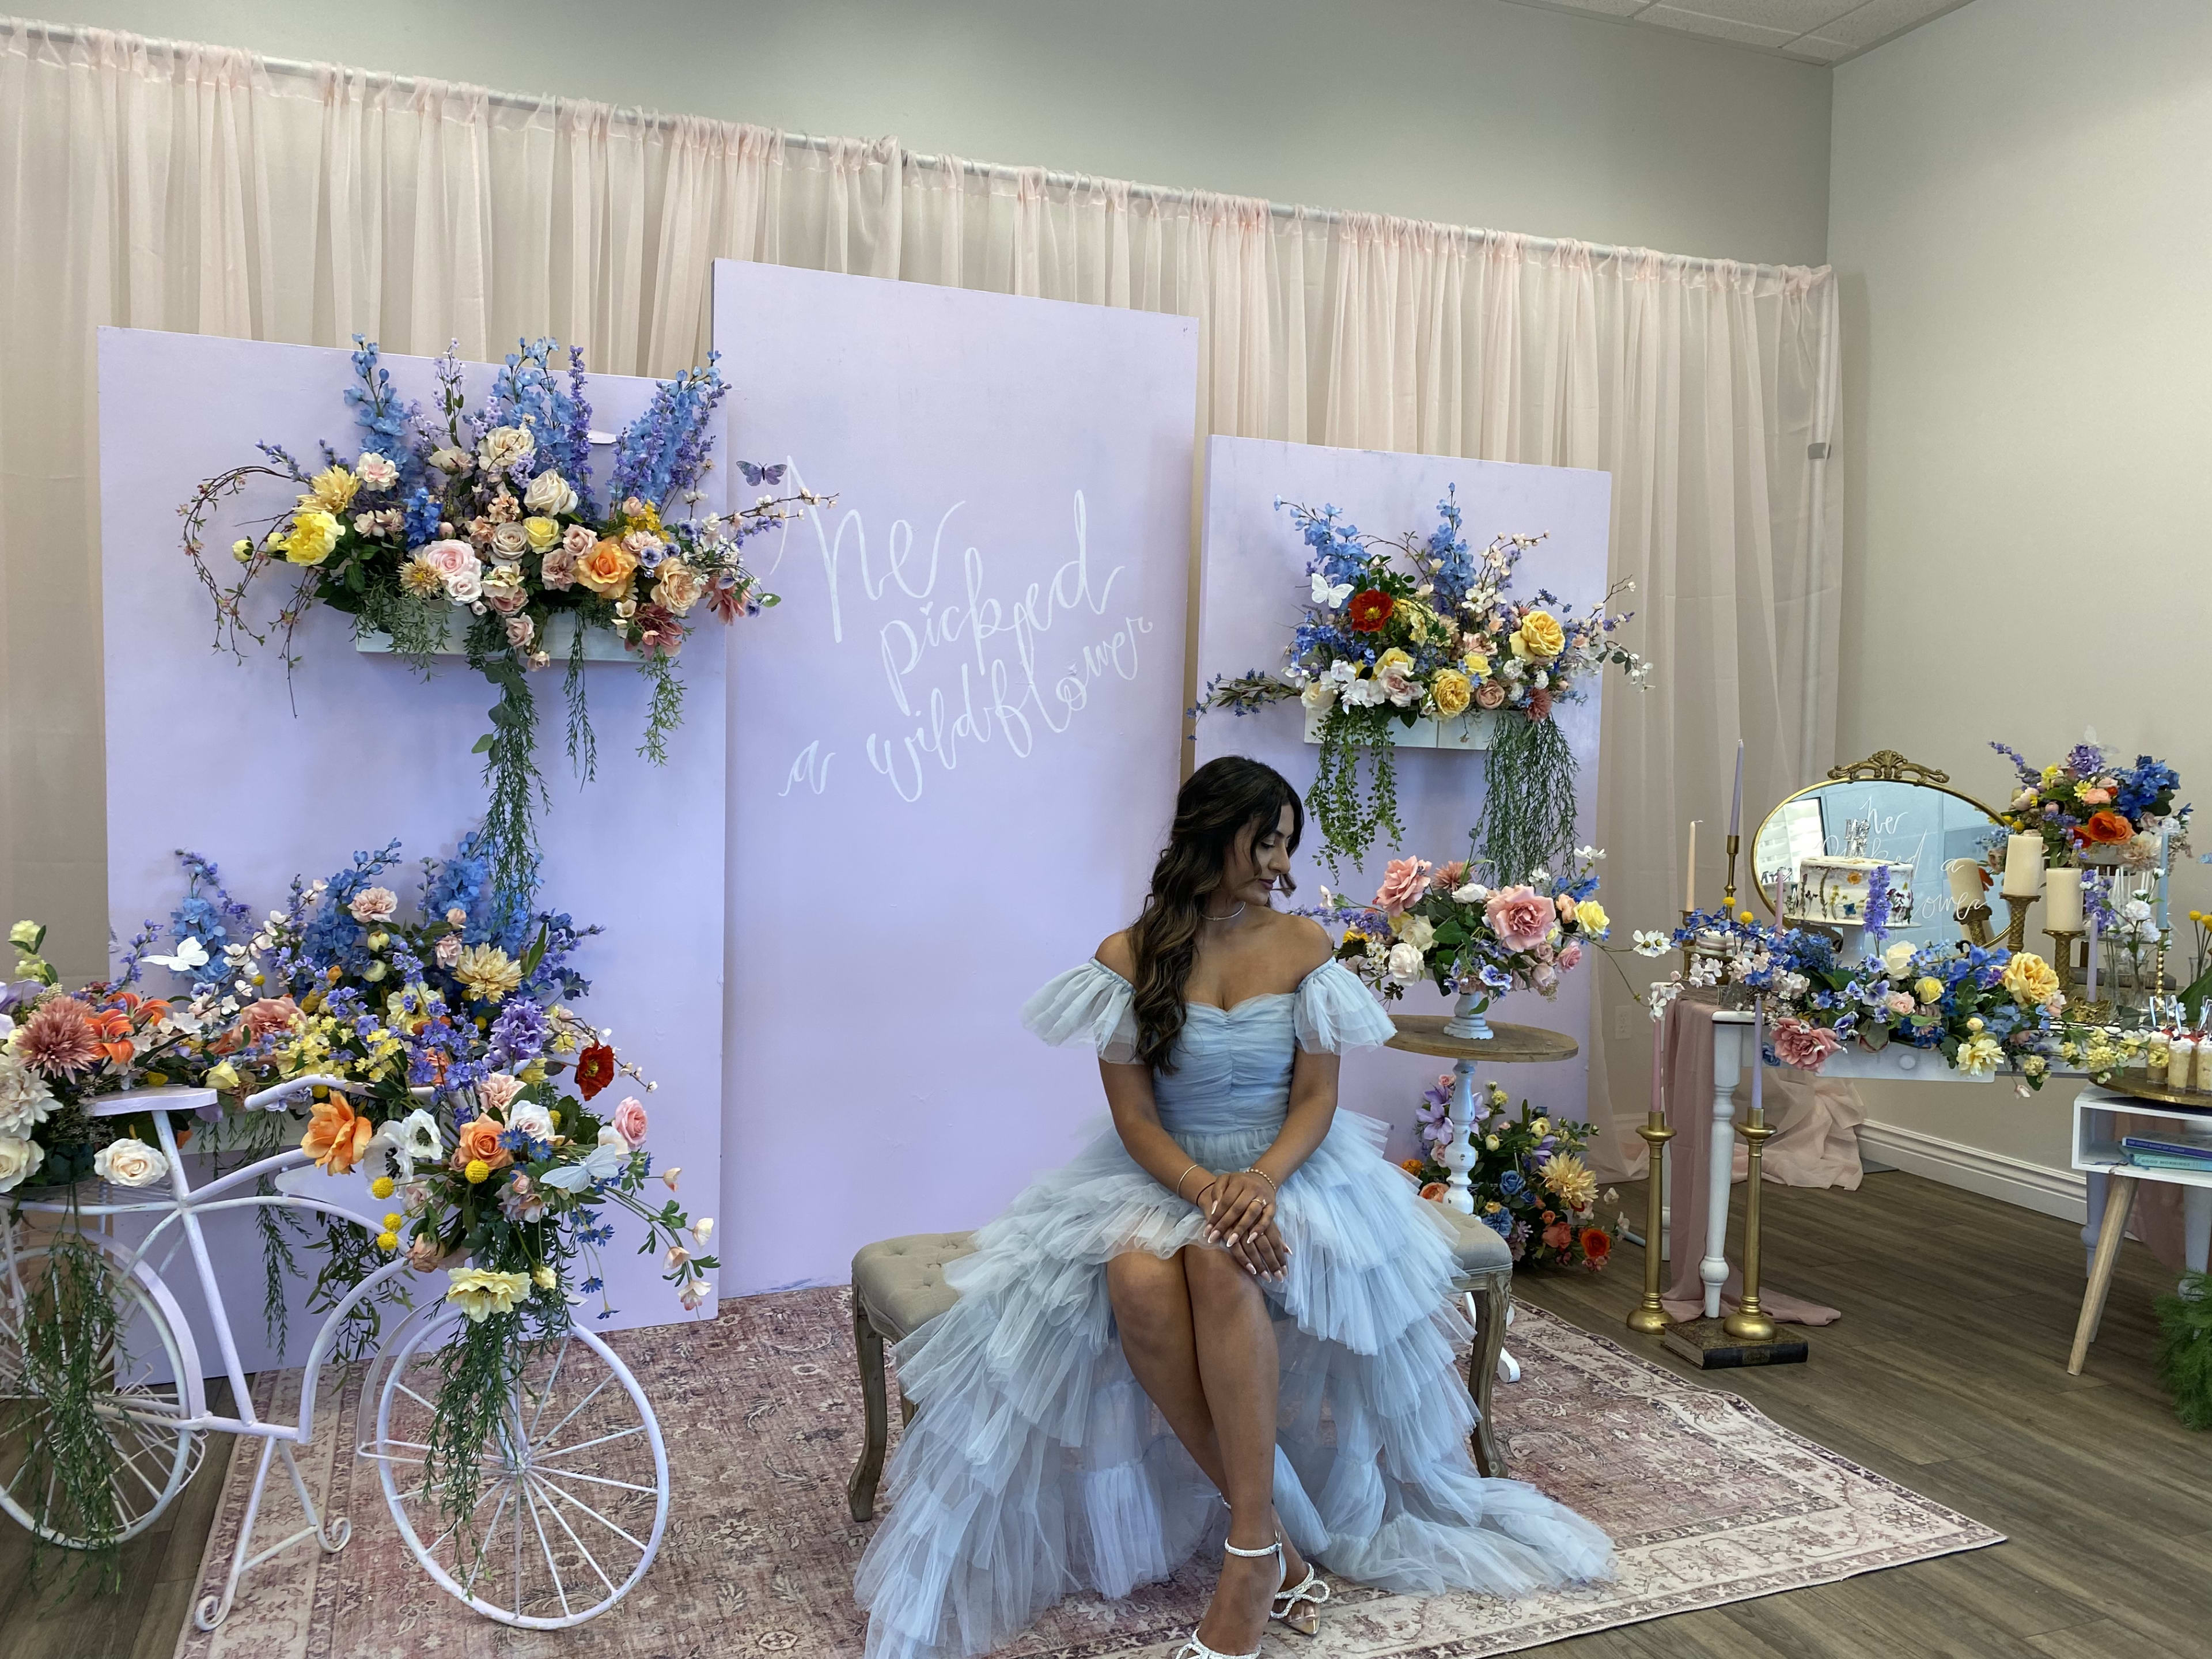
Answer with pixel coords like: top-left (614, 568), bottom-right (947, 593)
top-left (6, 1172), bottom-right (2209, 1657)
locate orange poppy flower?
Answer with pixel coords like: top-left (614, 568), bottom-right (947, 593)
top-left (2078, 810), bottom-right (2133, 846)
top-left (1579, 1228), bottom-right (1612, 1265)
top-left (1347, 589), bottom-right (1395, 632)
top-left (302, 1093), bottom-right (373, 1175)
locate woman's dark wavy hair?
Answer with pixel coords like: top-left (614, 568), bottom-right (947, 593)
top-left (1128, 756), bottom-right (1303, 1072)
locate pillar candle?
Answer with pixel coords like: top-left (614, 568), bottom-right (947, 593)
top-left (2002, 834), bottom-right (2046, 898)
top-left (2045, 867), bottom-right (2084, 933)
top-left (1945, 858), bottom-right (1984, 916)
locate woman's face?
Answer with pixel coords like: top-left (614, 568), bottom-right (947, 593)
top-left (1215, 805), bottom-right (1296, 908)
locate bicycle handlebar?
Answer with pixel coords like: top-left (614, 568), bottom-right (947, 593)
top-left (240, 1073), bottom-right (367, 1112)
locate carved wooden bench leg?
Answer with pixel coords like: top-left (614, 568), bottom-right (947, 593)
top-left (1467, 1272), bottom-right (1509, 1479)
top-left (848, 1294), bottom-right (889, 1521)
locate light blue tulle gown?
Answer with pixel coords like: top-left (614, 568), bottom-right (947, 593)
top-left (854, 957), bottom-right (1614, 1659)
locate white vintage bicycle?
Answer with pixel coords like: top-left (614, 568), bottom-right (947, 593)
top-left (0, 1076), bottom-right (669, 1630)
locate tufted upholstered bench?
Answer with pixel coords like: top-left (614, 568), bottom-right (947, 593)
top-left (845, 1203), bottom-right (1514, 1522)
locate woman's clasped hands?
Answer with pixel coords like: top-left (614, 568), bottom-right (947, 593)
top-left (1195, 1168), bottom-right (1290, 1281)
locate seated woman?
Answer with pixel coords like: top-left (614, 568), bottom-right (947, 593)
top-left (855, 756), bottom-right (1613, 1659)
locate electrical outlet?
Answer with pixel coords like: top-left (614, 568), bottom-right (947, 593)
top-left (1612, 1004), bottom-right (1638, 1040)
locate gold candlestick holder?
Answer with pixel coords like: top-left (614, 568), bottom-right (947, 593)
top-left (1626, 1103), bottom-right (1675, 1335)
top-left (1722, 1106), bottom-right (1778, 1344)
top-left (1722, 832), bottom-right (1741, 921)
top-left (1962, 893), bottom-right (2035, 952)
top-left (2046, 928), bottom-right (2082, 1002)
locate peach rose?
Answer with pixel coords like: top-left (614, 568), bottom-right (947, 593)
top-left (243, 997), bottom-right (304, 1041)
top-left (302, 1093), bottom-right (372, 1175)
top-left (452, 1113), bottom-right (513, 1172)
top-left (1474, 680), bottom-right (1508, 710)
top-left (1418, 1181), bottom-right (1449, 1202)
top-left (574, 537), bottom-right (640, 599)
top-left (1484, 885), bottom-right (1555, 953)
top-left (611, 1096), bottom-right (648, 1147)
top-left (1770, 1017), bottom-right (1843, 1071)
top-left (477, 1071), bottom-right (525, 1116)
top-left (1373, 857), bottom-right (1434, 917)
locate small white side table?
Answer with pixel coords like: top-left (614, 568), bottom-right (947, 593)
top-left (2067, 1084), bottom-right (2212, 1375)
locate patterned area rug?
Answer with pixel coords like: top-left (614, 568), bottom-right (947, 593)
top-left (175, 1287), bottom-right (1999, 1659)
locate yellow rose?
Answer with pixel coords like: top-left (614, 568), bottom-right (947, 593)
top-left (281, 509), bottom-right (341, 567)
top-left (1463, 652), bottom-right (1491, 680)
top-left (305, 465), bottom-right (359, 512)
top-left (574, 537), bottom-right (640, 599)
top-left (1914, 976), bottom-right (1944, 1003)
top-left (206, 1059), bottom-right (241, 1093)
top-left (1430, 668), bottom-right (1472, 717)
top-left (1574, 899), bottom-right (1609, 935)
top-left (1510, 609), bottom-right (1566, 662)
top-left (2001, 950), bottom-right (2061, 1008)
top-left (524, 515), bottom-right (562, 552)
top-left (1375, 647), bottom-right (1415, 674)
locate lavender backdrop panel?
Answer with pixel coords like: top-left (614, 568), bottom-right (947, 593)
top-left (97, 327), bottom-right (725, 1368)
top-left (713, 261), bottom-right (1198, 1292)
top-left (1196, 436), bottom-right (1613, 1158)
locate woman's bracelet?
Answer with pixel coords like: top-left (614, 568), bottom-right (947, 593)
top-left (1173, 1162), bottom-right (1205, 1201)
top-left (1240, 1166), bottom-right (1278, 1194)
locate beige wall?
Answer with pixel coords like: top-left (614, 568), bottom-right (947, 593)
top-left (1829, 0), bottom-right (2212, 1199)
top-left (22, 0), bottom-right (1832, 266)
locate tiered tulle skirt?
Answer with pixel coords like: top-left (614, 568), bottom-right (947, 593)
top-left (854, 1109), bottom-right (1615, 1659)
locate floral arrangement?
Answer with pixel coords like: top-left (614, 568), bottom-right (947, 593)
top-left (1198, 491), bottom-right (1648, 874)
top-left (1990, 739), bottom-right (2189, 870)
top-left (20, 832), bottom-right (713, 1543)
top-left (183, 338), bottom-right (825, 900)
top-left (1641, 910), bottom-right (2061, 1088)
top-left (1400, 1079), bottom-right (1616, 1270)
top-left (1310, 847), bottom-right (1609, 1018)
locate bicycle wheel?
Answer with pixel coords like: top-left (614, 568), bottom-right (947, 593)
top-left (365, 1308), bottom-right (669, 1627)
top-left (0, 1238), bottom-right (202, 1547)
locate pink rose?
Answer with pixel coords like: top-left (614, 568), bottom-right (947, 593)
top-left (1374, 857), bottom-right (1433, 916)
top-left (1484, 885), bottom-right (1555, 953)
top-left (434, 933), bottom-right (461, 968)
top-left (419, 538), bottom-right (478, 581)
top-left (349, 886), bottom-right (398, 924)
top-left (2079, 787), bottom-right (2111, 805)
top-left (1771, 1017), bottom-right (1843, 1071)
top-left (1474, 681), bottom-right (1508, 710)
top-left (540, 545), bottom-right (578, 590)
top-left (505, 615), bottom-right (535, 648)
top-left (1531, 962), bottom-right (1560, 994)
top-left (611, 1096), bottom-right (648, 1147)
top-left (243, 996), bottom-right (303, 1040)
top-left (477, 1071), bottom-right (524, 1116)
top-left (1558, 941), bottom-right (1583, 971)
top-left (1885, 990), bottom-right (1915, 1016)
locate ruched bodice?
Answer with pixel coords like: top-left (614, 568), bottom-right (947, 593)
top-left (858, 953), bottom-right (1614, 1659)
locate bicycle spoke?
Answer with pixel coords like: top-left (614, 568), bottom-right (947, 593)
top-left (522, 1478), bottom-right (571, 1620)
top-left (420, 1482), bottom-right (499, 1558)
top-left (528, 1334), bottom-right (570, 1440)
top-left (528, 1465), bottom-right (657, 1495)
top-left (532, 1374), bottom-right (615, 1450)
top-left (511, 1477), bottom-right (524, 1614)
top-left (529, 1471), bottom-right (649, 1552)
top-left (530, 1472), bottom-right (619, 1599)
top-left (458, 1484), bottom-right (516, 1595)
top-left (532, 1422), bottom-right (646, 1461)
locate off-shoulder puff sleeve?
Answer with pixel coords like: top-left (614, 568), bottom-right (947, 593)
top-left (1021, 960), bottom-right (1142, 1065)
top-left (1293, 959), bottom-right (1396, 1053)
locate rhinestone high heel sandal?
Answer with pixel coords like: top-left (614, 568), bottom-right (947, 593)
top-left (1270, 1534), bottom-right (1331, 1637)
top-left (1172, 1539), bottom-right (1282, 1659)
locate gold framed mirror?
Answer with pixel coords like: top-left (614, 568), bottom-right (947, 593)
top-left (1751, 751), bottom-right (2008, 945)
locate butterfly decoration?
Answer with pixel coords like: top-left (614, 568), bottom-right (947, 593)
top-left (738, 462), bottom-right (787, 487)
top-left (1310, 571), bottom-right (1353, 609)
top-left (144, 937), bottom-right (210, 975)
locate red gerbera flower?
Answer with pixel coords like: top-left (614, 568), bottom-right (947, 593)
top-left (1346, 589), bottom-right (1394, 632)
top-left (575, 1043), bottom-right (616, 1101)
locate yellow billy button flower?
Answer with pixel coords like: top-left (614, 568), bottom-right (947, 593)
top-left (464, 1158), bottom-right (491, 1185)
top-left (370, 1175), bottom-right (396, 1199)
top-left (382, 1212), bottom-right (403, 1232)
top-left (376, 1230), bottom-right (399, 1252)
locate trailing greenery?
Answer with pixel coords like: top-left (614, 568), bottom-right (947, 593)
top-left (563, 619), bottom-right (597, 783)
top-left (2156, 1270), bottom-right (2212, 1430)
top-left (7, 1229), bottom-right (126, 1592)
top-left (305, 1216), bottom-right (400, 1365)
top-left (638, 650), bottom-right (684, 766)
top-left (1308, 704), bottom-right (1409, 877)
top-left (1474, 711), bottom-right (1581, 884)
top-left (424, 1298), bottom-right (567, 1548)
top-left (356, 582), bottom-right (452, 662)
top-left (466, 616), bottom-right (550, 903)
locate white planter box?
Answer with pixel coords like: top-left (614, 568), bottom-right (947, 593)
top-left (1302, 704), bottom-right (1497, 751)
top-left (355, 611), bottom-right (629, 662)
top-left (1780, 1043), bottom-right (1991, 1084)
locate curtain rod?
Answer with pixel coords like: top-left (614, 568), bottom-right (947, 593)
top-left (9, 14), bottom-right (1825, 281)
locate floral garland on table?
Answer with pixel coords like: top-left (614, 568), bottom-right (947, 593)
top-left (183, 338), bottom-right (827, 902)
top-left (1197, 491), bottom-right (1649, 875)
top-left (1638, 910), bottom-right (2062, 1089)
top-left (1989, 738), bottom-right (2190, 870)
top-left (1309, 847), bottom-right (1610, 1016)
top-left (1400, 1078), bottom-right (1619, 1270)
top-left (94, 832), bottom-right (708, 1537)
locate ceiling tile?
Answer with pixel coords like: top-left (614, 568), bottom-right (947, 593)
top-left (1657, 0), bottom-right (1858, 30)
top-left (1785, 34), bottom-right (1856, 60)
top-left (1814, 0), bottom-right (1961, 50)
top-left (1638, 5), bottom-right (1798, 47)
top-left (1534, 0), bottom-right (1653, 15)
